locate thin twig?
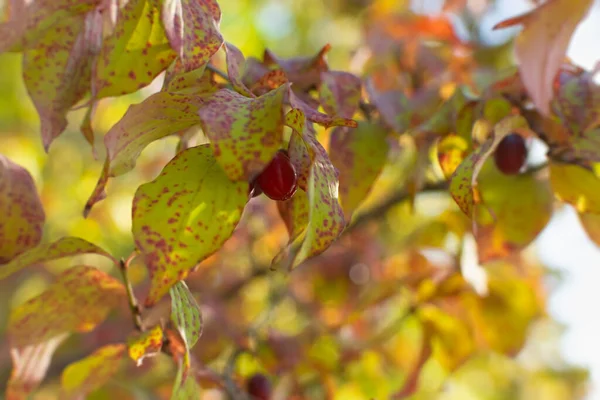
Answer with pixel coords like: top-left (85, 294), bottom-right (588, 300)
top-left (207, 63), bottom-right (230, 82)
top-left (119, 255), bottom-right (144, 332)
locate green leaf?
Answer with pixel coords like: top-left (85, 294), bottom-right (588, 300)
top-left (95, 0), bottom-right (176, 98)
top-left (22, 11), bottom-right (102, 150)
top-left (550, 162), bottom-right (600, 213)
top-left (170, 357), bottom-right (201, 400)
top-left (0, 0), bottom-right (98, 52)
top-left (85, 91), bottom-right (203, 213)
top-left (198, 85), bottom-right (289, 181)
top-left (6, 266), bottom-right (126, 398)
top-left (450, 115), bottom-right (529, 217)
top-left (61, 344), bottom-right (126, 399)
top-left (0, 236), bottom-right (116, 280)
top-left (277, 110), bottom-right (346, 268)
top-left (224, 42), bottom-right (254, 97)
top-left (170, 281), bottom-right (202, 349)
top-left (277, 188), bottom-right (310, 242)
top-left (160, 0), bottom-right (223, 72)
top-left (132, 144), bottom-right (248, 305)
top-left (318, 71), bottom-right (362, 118)
top-left (475, 161), bottom-right (553, 262)
top-left (329, 122), bottom-right (389, 220)
top-left (127, 324), bottom-right (164, 365)
top-left (0, 155), bottom-right (45, 263)
top-left (287, 123), bottom-right (313, 192)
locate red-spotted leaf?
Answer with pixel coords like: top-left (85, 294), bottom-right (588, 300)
top-left (6, 266), bottom-right (126, 398)
top-left (198, 85), bottom-right (289, 181)
top-left (279, 119), bottom-right (346, 268)
top-left (493, 0), bottom-right (594, 116)
top-left (0, 0), bottom-right (99, 52)
top-left (287, 130), bottom-right (312, 191)
top-left (550, 162), bottom-right (600, 213)
top-left (249, 69), bottom-right (289, 96)
top-left (288, 89), bottom-right (357, 129)
top-left (132, 144), bottom-right (248, 305)
top-left (318, 71), bottom-right (362, 119)
top-left (6, 334), bottom-right (69, 400)
top-left (329, 122), bottom-right (389, 220)
top-left (160, 0), bottom-right (223, 72)
top-left (163, 60), bottom-right (218, 95)
top-left (449, 115), bottom-right (529, 217)
top-left (22, 10), bottom-right (103, 151)
top-left (277, 188), bottom-right (310, 243)
top-left (436, 134), bottom-right (470, 179)
top-left (61, 344), bottom-right (126, 399)
top-left (0, 155), bottom-right (45, 264)
top-left (0, 236), bottom-right (116, 280)
top-left (127, 324), bottom-right (164, 365)
top-left (95, 0), bottom-right (176, 98)
top-left (85, 91), bottom-right (204, 213)
top-left (224, 42), bottom-right (255, 97)
top-left (264, 45), bottom-right (330, 92)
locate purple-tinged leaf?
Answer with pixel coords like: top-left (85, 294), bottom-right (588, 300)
top-left (160, 0), bottom-right (223, 72)
top-left (319, 71), bottom-right (362, 119)
top-left (0, 155), bottom-right (45, 264)
top-left (132, 145), bottom-right (248, 305)
top-left (198, 84), bottom-right (289, 181)
top-left (224, 42), bottom-right (255, 98)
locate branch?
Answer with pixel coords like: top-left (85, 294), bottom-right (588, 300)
top-left (119, 254), bottom-right (144, 332)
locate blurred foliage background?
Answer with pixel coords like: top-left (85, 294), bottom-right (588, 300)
top-left (0, 0), bottom-right (592, 399)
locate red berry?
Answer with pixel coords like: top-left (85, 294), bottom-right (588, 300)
top-left (256, 150), bottom-right (298, 201)
top-left (246, 373), bottom-right (271, 400)
top-left (494, 133), bottom-right (527, 175)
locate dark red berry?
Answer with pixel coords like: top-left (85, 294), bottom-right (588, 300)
top-left (494, 133), bottom-right (527, 175)
top-left (246, 373), bottom-right (271, 400)
top-left (248, 180), bottom-right (263, 198)
top-left (256, 150), bottom-right (298, 201)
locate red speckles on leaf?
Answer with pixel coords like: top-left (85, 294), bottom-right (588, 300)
top-left (127, 324), bottom-right (164, 365)
top-left (169, 281), bottom-right (202, 381)
top-left (319, 71), bottom-right (362, 119)
top-left (22, 9), bottom-right (102, 151)
top-left (0, 155), bottom-right (45, 264)
top-left (224, 42), bottom-right (255, 97)
top-left (287, 88), bottom-right (357, 129)
top-left (95, 0), bottom-right (175, 98)
top-left (6, 266), bottom-right (125, 397)
top-left (132, 145), bottom-right (248, 306)
top-left (0, 236), bottom-right (116, 281)
top-left (161, 0), bottom-right (223, 72)
top-left (264, 44), bottom-right (331, 92)
top-left (198, 84), bottom-right (289, 181)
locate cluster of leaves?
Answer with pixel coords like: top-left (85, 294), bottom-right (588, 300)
top-left (0, 0), bottom-right (597, 398)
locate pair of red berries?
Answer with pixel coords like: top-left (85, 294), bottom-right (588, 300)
top-left (250, 149), bottom-right (298, 201)
top-left (493, 133), bottom-right (527, 175)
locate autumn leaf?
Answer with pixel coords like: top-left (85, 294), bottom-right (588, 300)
top-left (160, 0), bottom-right (223, 72)
top-left (22, 9), bottom-right (103, 150)
top-left (224, 42), bottom-right (255, 97)
top-left (450, 115), bottom-right (529, 217)
top-left (170, 358), bottom-right (201, 400)
top-left (277, 110), bottom-right (346, 269)
top-left (493, 0), bottom-right (594, 116)
top-left (474, 161), bottom-right (553, 262)
top-left (132, 144), bottom-right (248, 305)
top-left (264, 44), bottom-right (330, 92)
top-left (0, 236), bottom-right (116, 280)
top-left (329, 122), bottom-right (389, 220)
top-left (436, 134), bottom-right (469, 178)
top-left (6, 266), bottom-right (126, 398)
top-left (0, 155), bottom-right (45, 263)
top-left (163, 59), bottom-right (218, 95)
top-left (319, 71), bottom-right (362, 118)
top-left (169, 281), bottom-right (202, 381)
top-left (85, 91), bottom-right (204, 213)
top-left (288, 89), bottom-right (358, 129)
top-left (61, 344), bottom-right (126, 399)
top-left (198, 84), bottom-right (289, 181)
top-left (95, 0), bottom-right (176, 98)
top-left (287, 130), bottom-right (313, 191)
top-left (278, 188), bottom-right (310, 242)
top-left (578, 211), bottom-right (600, 246)
top-left (550, 162), bottom-right (600, 213)
top-left (127, 324), bottom-right (164, 365)
top-left (0, 0), bottom-right (99, 52)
